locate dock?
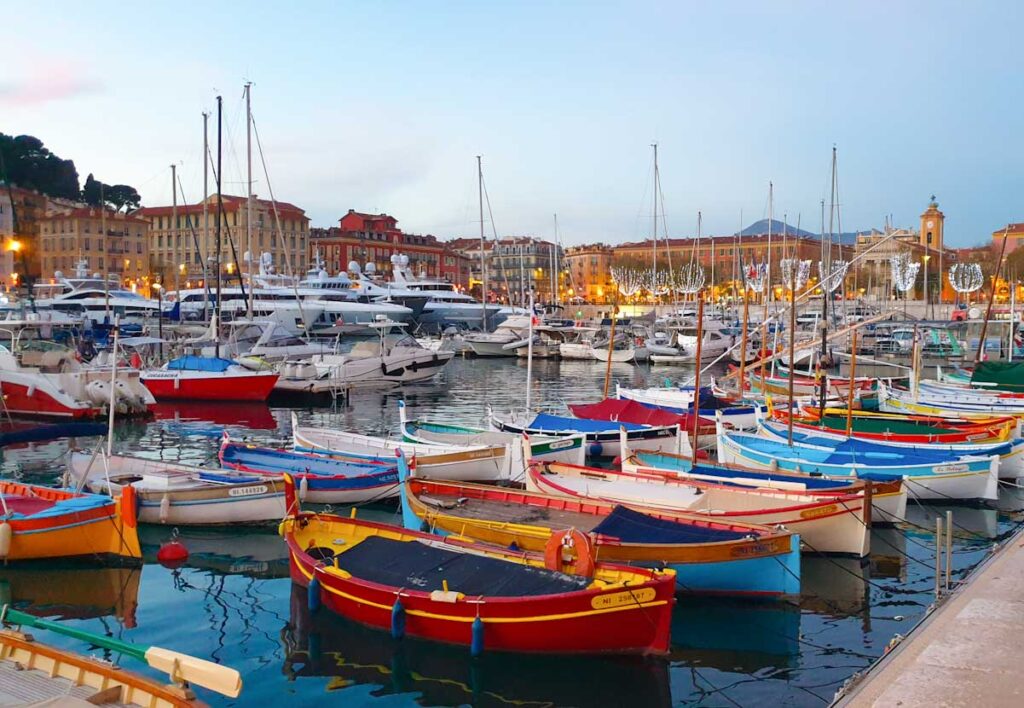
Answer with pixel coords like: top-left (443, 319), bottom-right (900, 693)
top-left (836, 525), bottom-right (1024, 707)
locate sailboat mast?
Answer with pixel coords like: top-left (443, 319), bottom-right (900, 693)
top-left (822, 147), bottom-right (836, 363)
top-left (245, 82), bottom-right (254, 320)
top-left (102, 183), bottom-right (110, 320)
top-left (477, 155), bottom-right (487, 330)
top-left (552, 213), bottom-right (559, 305)
top-left (202, 111), bottom-right (210, 323)
top-left (766, 181), bottom-right (773, 313)
top-left (215, 95), bottom-right (223, 359)
top-left (172, 164), bottom-right (178, 296)
top-left (652, 143), bottom-right (658, 279)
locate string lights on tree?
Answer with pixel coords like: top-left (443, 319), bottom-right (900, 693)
top-left (818, 260), bottom-right (850, 293)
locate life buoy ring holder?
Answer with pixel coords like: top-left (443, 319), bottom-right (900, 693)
top-left (544, 528), bottom-right (595, 577)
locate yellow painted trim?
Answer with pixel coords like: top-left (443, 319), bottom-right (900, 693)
top-left (292, 551), bottom-right (669, 623)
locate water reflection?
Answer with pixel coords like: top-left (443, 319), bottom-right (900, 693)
top-left (283, 584), bottom-right (673, 708)
top-left (0, 564), bottom-right (140, 625)
top-left (139, 527), bottom-right (289, 580)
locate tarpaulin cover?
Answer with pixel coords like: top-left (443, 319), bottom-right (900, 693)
top-left (591, 505), bottom-right (750, 544)
top-left (527, 413), bottom-right (649, 433)
top-left (166, 356), bottom-right (235, 372)
top-left (971, 361), bottom-right (1024, 393)
top-left (568, 398), bottom-right (714, 431)
top-left (331, 535), bottom-right (591, 597)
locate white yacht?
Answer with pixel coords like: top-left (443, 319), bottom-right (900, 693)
top-left (464, 315), bottom-right (533, 357)
top-left (389, 254), bottom-right (503, 332)
top-left (32, 260), bottom-right (160, 325)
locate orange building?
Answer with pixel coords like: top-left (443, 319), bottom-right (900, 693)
top-left (38, 207), bottom-right (150, 288)
top-left (563, 244), bottom-right (614, 302)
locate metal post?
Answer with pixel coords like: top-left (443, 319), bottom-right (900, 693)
top-left (690, 291), bottom-right (705, 465)
top-left (945, 509), bottom-right (953, 590)
top-left (935, 515), bottom-right (943, 600)
top-left (172, 164), bottom-right (178, 296)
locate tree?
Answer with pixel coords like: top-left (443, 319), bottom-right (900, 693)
top-left (107, 184), bottom-right (141, 212)
top-left (0, 133), bottom-right (80, 199)
top-left (82, 173), bottom-right (102, 206)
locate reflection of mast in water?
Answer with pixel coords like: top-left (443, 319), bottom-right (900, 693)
top-left (282, 584), bottom-right (672, 706)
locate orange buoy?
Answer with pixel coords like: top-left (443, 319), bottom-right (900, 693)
top-left (156, 529), bottom-right (188, 568)
top-left (544, 528), bottom-right (595, 577)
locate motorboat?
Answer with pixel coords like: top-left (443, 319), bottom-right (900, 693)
top-left (140, 355), bottom-right (279, 401)
top-left (32, 260), bottom-right (160, 325)
top-left (390, 254), bottom-right (503, 332)
top-left (558, 327), bottom-right (599, 360)
top-left (465, 315), bottom-right (533, 357)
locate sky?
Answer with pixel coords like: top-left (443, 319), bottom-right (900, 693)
top-left (1, 1), bottom-right (1021, 247)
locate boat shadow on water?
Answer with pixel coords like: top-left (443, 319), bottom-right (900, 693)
top-left (0, 564), bottom-right (141, 626)
top-left (283, 584), bottom-right (673, 707)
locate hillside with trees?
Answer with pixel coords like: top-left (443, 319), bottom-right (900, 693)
top-left (0, 132), bottom-right (140, 211)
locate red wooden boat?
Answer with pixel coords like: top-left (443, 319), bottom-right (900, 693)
top-left (141, 356), bottom-right (278, 402)
top-left (280, 477), bottom-right (675, 655)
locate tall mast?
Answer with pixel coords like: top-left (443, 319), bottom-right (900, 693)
top-left (171, 163), bottom-right (178, 296)
top-left (102, 183), bottom-right (109, 320)
top-left (245, 82), bottom-right (254, 321)
top-left (477, 155), bottom-right (487, 330)
top-left (651, 143), bottom-right (658, 279)
top-left (766, 181), bottom-right (773, 310)
top-left (821, 147), bottom-right (837, 363)
top-left (552, 213), bottom-right (559, 305)
top-left (202, 111), bottom-right (210, 322)
top-left (215, 95), bottom-right (223, 359)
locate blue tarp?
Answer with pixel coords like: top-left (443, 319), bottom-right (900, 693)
top-left (167, 356), bottom-right (235, 372)
top-left (591, 505), bottom-right (751, 544)
top-left (529, 413), bottom-right (649, 433)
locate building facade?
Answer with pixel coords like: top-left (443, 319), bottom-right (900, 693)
top-left (138, 194), bottom-right (309, 287)
top-left (449, 237), bottom-right (564, 305)
top-left (992, 222), bottom-right (1024, 254)
top-left (563, 244), bottom-right (614, 302)
top-left (0, 192), bottom-right (16, 288)
top-left (310, 210), bottom-right (467, 286)
top-left (38, 207), bottom-right (150, 288)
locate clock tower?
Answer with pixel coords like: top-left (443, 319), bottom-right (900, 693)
top-left (920, 196), bottom-right (944, 251)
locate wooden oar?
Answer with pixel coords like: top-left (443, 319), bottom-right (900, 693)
top-left (0, 605), bottom-right (242, 698)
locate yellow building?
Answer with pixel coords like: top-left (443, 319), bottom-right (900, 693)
top-left (563, 244), bottom-right (614, 302)
top-left (37, 207), bottom-right (150, 287)
top-left (138, 194), bottom-right (309, 286)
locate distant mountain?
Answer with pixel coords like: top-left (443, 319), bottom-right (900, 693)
top-left (733, 219), bottom-right (869, 246)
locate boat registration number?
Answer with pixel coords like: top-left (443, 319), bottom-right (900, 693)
top-left (591, 587), bottom-right (656, 610)
top-left (935, 464), bottom-right (968, 474)
top-left (546, 439), bottom-right (577, 451)
top-left (799, 504), bottom-right (838, 520)
top-left (229, 485), bottom-right (269, 497)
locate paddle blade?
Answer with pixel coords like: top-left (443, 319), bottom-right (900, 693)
top-left (144, 647), bottom-right (242, 698)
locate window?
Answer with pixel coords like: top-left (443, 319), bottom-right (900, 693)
top-left (84, 238), bottom-right (90, 250)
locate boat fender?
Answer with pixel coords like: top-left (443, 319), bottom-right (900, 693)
top-left (769, 459), bottom-right (779, 472)
top-left (544, 528), bottom-right (595, 577)
top-left (26, 384), bottom-right (36, 398)
top-left (156, 529), bottom-right (189, 568)
top-left (470, 616), bottom-right (485, 657)
top-left (0, 522), bottom-right (11, 559)
top-left (299, 475), bottom-right (309, 502)
top-left (159, 494), bottom-right (171, 523)
top-left (391, 598), bottom-right (406, 639)
top-left (308, 576), bottom-right (322, 614)
top-left (588, 441), bottom-right (603, 457)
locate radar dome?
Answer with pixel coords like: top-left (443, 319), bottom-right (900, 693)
top-left (347, 260), bottom-right (361, 274)
top-left (54, 270), bottom-right (64, 279)
top-left (390, 254), bottom-right (400, 265)
top-left (365, 262), bottom-right (377, 275)
top-left (399, 254), bottom-right (410, 268)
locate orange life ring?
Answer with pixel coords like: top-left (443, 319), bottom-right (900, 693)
top-left (544, 528), bottom-right (595, 577)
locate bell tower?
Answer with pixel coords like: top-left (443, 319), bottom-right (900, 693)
top-left (920, 196), bottom-right (944, 251)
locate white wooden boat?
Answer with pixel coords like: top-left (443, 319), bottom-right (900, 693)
top-left (488, 408), bottom-right (680, 458)
top-left (879, 380), bottom-right (1024, 418)
top-left (525, 460), bottom-right (870, 556)
top-left (67, 452), bottom-right (286, 525)
top-left (292, 413), bottom-right (514, 481)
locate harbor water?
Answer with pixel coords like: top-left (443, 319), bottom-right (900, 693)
top-left (1, 357), bottom-right (1022, 707)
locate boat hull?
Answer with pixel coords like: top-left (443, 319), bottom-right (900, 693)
top-left (141, 370), bottom-right (279, 401)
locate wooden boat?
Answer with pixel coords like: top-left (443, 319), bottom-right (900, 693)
top-left (567, 398), bottom-right (715, 453)
top-left (292, 414), bottom-right (512, 481)
top-left (525, 460), bottom-right (870, 556)
top-left (0, 607), bottom-right (241, 704)
top-left (784, 406), bottom-right (1016, 444)
top-left (141, 356), bottom-right (278, 402)
top-left (488, 409), bottom-right (680, 458)
top-left (741, 367), bottom-right (874, 401)
top-left (67, 451), bottom-right (287, 525)
top-left (621, 447), bottom-right (907, 525)
top-left (0, 480), bottom-right (141, 562)
top-left (280, 478), bottom-right (676, 655)
top-left (219, 438), bottom-right (400, 503)
top-left (398, 400), bottom-right (586, 466)
top-left (879, 380), bottom-right (1024, 417)
top-left (398, 472), bottom-right (801, 597)
top-left (718, 422), bottom-right (1000, 501)
top-left (615, 384), bottom-right (764, 429)
top-left (765, 408), bottom-right (1024, 479)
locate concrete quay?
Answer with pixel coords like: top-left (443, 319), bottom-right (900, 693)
top-left (836, 525), bottom-right (1024, 707)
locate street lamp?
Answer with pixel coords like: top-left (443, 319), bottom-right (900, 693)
top-left (152, 281), bottom-right (164, 356)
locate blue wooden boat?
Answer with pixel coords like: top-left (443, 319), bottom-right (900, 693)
top-left (219, 437), bottom-right (400, 503)
top-left (717, 421), bottom-right (999, 501)
top-left (395, 451), bottom-right (800, 597)
top-left (488, 409), bottom-right (680, 458)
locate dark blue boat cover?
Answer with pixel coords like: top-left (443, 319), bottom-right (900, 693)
top-left (331, 535), bottom-right (591, 596)
top-left (528, 413), bottom-right (648, 432)
top-left (591, 505), bottom-right (751, 544)
top-left (166, 356), bottom-right (235, 372)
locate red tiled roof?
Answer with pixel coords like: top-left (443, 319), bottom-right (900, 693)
top-left (41, 207), bottom-right (149, 224)
top-left (136, 195), bottom-right (306, 218)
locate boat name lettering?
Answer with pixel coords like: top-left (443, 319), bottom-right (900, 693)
top-left (546, 439), bottom-right (575, 451)
top-left (229, 485), bottom-right (269, 497)
top-left (591, 587), bottom-right (656, 610)
top-left (799, 504), bottom-right (838, 520)
top-left (730, 542), bottom-right (775, 557)
top-left (935, 463), bottom-right (968, 474)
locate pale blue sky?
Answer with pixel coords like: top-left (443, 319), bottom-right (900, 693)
top-left (1, 1), bottom-right (1020, 246)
